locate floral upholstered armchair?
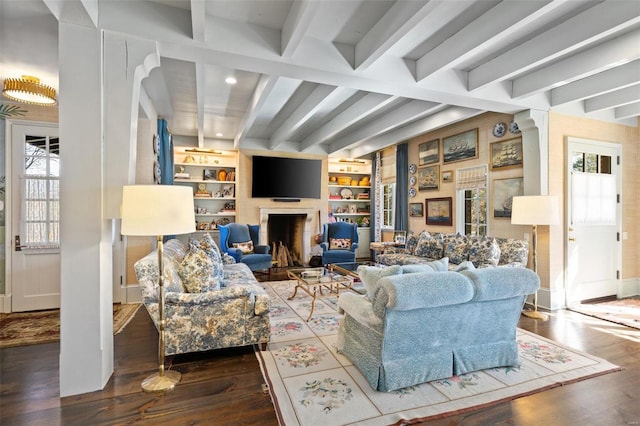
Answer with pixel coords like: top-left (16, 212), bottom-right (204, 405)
top-left (134, 236), bottom-right (270, 355)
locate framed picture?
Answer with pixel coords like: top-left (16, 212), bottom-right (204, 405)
top-left (222, 184), bottom-right (235, 198)
top-left (409, 202), bottom-right (424, 217)
top-left (426, 197), bottom-right (453, 226)
top-left (203, 169), bottom-right (217, 180)
top-left (443, 128), bottom-right (478, 164)
top-left (490, 137), bottom-right (523, 170)
top-left (393, 230), bottom-right (407, 245)
top-left (493, 177), bottom-right (524, 218)
top-left (418, 165), bottom-right (439, 191)
top-left (418, 139), bottom-right (439, 165)
top-left (441, 170), bottom-right (453, 183)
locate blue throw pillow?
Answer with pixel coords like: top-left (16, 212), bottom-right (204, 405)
top-left (357, 265), bottom-right (402, 301)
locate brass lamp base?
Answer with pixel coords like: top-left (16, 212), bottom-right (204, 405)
top-left (522, 309), bottom-right (549, 321)
top-left (141, 370), bottom-right (181, 393)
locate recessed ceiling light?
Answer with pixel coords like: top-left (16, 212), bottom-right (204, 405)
top-left (225, 76), bottom-right (237, 85)
top-left (216, 132), bottom-right (223, 137)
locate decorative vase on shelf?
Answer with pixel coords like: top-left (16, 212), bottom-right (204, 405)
top-left (218, 169), bottom-right (227, 181)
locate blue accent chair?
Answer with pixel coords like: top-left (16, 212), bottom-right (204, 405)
top-left (219, 224), bottom-right (272, 271)
top-left (320, 222), bottom-right (359, 265)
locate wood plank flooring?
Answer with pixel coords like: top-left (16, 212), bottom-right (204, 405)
top-left (1, 307), bottom-right (638, 425)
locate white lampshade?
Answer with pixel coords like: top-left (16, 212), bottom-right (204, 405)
top-left (511, 195), bottom-right (560, 226)
top-left (121, 185), bottom-right (195, 236)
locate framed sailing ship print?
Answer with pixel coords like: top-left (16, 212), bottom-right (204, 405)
top-left (490, 137), bottom-right (523, 170)
top-left (443, 129), bottom-right (478, 164)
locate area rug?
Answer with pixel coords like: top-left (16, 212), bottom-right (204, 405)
top-left (0, 303), bottom-right (142, 348)
top-left (570, 297), bottom-right (640, 330)
top-left (255, 280), bottom-right (622, 426)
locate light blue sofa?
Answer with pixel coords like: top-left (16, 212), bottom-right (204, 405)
top-left (134, 238), bottom-right (270, 355)
top-left (336, 266), bottom-right (540, 392)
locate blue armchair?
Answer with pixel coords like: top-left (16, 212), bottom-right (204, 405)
top-left (320, 222), bottom-right (359, 265)
top-left (219, 224), bottom-right (272, 271)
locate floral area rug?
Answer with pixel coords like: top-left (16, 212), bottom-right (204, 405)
top-left (255, 280), bottom-right (622, 426)
top-left (0, 303), bottom-right (141, 348)
top-left (570, 297), bottom-right (640, 330)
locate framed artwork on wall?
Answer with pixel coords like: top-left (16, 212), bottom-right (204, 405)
top-left (441, 170), bottom-right (453, 183)
top-left (418, 165), bottom-right (439, 191)
top-left (409, 202), bottom-right (423, 217)
top-left (418, 139), bottom-right (439, 165)
top-left (426, 197), bottom-right (453, 226)
top-left (443, 128), bottom-right (478, 164)
top-left (493, 177), bottom-right (524, 218)
top-left (490, 137), bottom-right (523, 170)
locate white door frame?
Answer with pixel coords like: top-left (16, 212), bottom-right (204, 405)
top-left (564, 136), bottom-right (622, 306)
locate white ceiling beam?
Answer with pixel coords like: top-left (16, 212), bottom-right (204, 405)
top-left (615, 101), bottom-right (640, 119)
top-left (234, 74), bottom-right (278, 148)
top-left (329, 100), bottom-right (441, 154)
top-left (349, 106), bottom-right (483, 158)
top-left (300, 93), bottom-right (398, 151)
top-left (468, 1), bottom-right (640, 91)
top-left (355, 0), bottom-right (464, 70)
top-left (585, 84), bottom-right (640, 113)
top-left (268, 84), bottom-right (338, 150)
top-left (513, 29), bottom-right (640, 98)
top-left (190, 0), bottom-right (205, 42)
top-left (281, 0), bottom-right (317, 58)
top-left (43, 0), bottom-right (98, 27)
top-left (551, 60), bottom-right (640, 106)
top-left (416, 0), bottom-right (561, 81)
top-left (195, 62), bottom-right (205, 147)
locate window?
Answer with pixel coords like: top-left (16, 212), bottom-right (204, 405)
top-left (456, 165), bottom-right (488, 236)
top-left (381, 183), bottom-right (396, 229)
top-left (23, 135), bottom-right (60, 249)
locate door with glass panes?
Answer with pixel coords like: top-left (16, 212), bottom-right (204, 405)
top-left (10, 123), bottom-right (60, 312)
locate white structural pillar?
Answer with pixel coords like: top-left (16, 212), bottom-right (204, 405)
top-left (58, 21), bottom-right (112, 397)
top-left (514, 109), bottom-right (549, 196)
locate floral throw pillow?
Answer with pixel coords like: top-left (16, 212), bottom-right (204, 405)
top-left (468, 236), bottom-right (501, 267)
top-left (232, 240), bottom-right (255, 254)
top-left (329, 238), bottom-right (352, 250)
top-left (358, 265), bottom-right (402, 301)
top-left (443, 233), bottom-right (469, 265)
top-left (414, 234), bottom-right (443, 259)
top-left (199, 233), bottom-right (225, 286)
top-left (178, 241), bottom-right (218, 293)
top-left (495, 238), bottom-right (529, 267)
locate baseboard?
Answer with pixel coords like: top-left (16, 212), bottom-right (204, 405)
top-left (0, 294), bottom-right (10, 313)
top-left (126, 285), bottom-right (142, 304)
top-left (620, 277), bottom-right (640, 298)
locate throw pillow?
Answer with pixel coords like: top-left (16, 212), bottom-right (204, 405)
top-left (495, 238), bottom-right (529, 267)
top-left (199, 233), bottom-right (225, 286)
top-left (401, 257), bottom-right (449, 273)
top-left (414, 234), bottom-right (444, 259)
top-left (232, 240), bottom-right (254, 254)
top-left (404, 231), bottom-right (421, 255)
top-left (329, 238), bottom-right (352, 250)
top-left (178, 241), bottom-right (218, 293)
top-left (468, 236), bottom-right (501, 267)
top-left (357, 265), bottom-right (402, 301)
top-left (443, 233), bottom-right (469, 265)
top-left (453, 261), bottom-right (476, 272)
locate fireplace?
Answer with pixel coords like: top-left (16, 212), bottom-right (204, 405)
top-left (259, 208), bottom-right (317, 267)
top-left (267, 214), bottom-right (306, 266)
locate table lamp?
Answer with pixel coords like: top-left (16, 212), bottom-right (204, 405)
top-left (511, 195), bottom-right (559, 320)
top-left (121, 185), bottom-right (195, 392)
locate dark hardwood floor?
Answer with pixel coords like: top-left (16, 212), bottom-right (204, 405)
top-left (1, 307), bottom-right (638, 425)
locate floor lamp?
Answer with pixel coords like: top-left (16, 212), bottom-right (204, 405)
top-left (511, 195), bottom-right (559, 321)
top-left (121, 185), bottom-right (195, 393)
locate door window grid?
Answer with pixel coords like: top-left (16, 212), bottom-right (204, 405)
top-left (455, 165), bottom-right (488, 236)
top-left (23, 136), bottom-right (60, 250)
top-left (381, 183), bottom-right (395, 229)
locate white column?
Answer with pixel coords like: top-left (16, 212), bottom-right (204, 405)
top-left (58, 22), bottom-right (112, 397)
top-left (514, 109), bottom-right (549, 195)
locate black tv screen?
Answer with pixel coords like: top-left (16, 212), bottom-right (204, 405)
top-left (252, 156), bottom-right (322, 200)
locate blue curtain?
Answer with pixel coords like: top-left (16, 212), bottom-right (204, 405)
top-left (395, 143), bottom-right (408, 231)
top-left (369, 152), bottom-right (377, 243)
top-left (158, 118), bottom-right (174, 185)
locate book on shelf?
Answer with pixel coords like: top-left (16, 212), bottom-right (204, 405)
top-left (174, 173), bottom-right (190, 179)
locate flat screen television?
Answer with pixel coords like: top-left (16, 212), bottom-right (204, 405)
top-left (252, 156), bottom-right (322, 200)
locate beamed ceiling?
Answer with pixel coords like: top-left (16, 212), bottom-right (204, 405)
top-left (1, 0), bottom-right (639, 158)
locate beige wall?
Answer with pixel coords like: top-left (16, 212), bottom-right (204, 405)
top-left (548, 113), bottom-right (640, 288)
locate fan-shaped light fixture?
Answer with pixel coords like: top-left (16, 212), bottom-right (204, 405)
top-left (3, 75), bottom-right (57, 106)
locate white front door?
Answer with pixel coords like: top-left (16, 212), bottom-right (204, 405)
top-left (10, 123), bottom-right (60, 312)
top-left (565, 137), bottom-right (621, 306)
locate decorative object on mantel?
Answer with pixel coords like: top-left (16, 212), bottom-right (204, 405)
top-left (3, 75), bottom-right (57, 105)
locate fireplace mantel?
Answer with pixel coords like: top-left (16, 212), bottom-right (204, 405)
top-left (259, 208), bottom-right (318, 265)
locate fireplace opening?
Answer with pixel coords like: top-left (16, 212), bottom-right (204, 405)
top-left (268, 214), bottom-right (306, 267)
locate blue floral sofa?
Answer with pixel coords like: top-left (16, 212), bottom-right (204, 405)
top-left (375, 231), bottom-right (529, 269)
top-left (336, 264), bottom-right (540, 391)
top-left (134, 235), bottom-right (270, 355)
